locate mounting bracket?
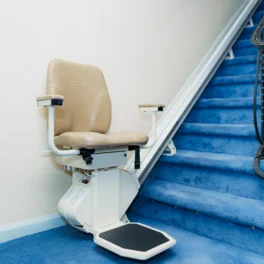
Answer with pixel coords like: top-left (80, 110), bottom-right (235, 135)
top-left (225, 48), bottom-right (235, 60)
top-left (162, 140), bottom-right (176, 156)
top-left (246, 17), bottom-right (254, 28)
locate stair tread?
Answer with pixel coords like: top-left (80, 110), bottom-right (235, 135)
top-left (130, 213), bottom-right (264, 264)
top-left (178, 123), bottom-right (256, 137)
top-left (222, 55), bottom-right (256, 66)
top-left (210, 74), bottom-right (257, 86)
top-left (241, 25), bottom-right (256, 34)
top-left (195, 97), bottom-right (257, 108)
top-left (253, 9), bottom-right (264, 19)
top-left (159, 149), bottom-right (255, 174)
top-left (140, 178), bottom-right (264, 229)
top-left (234, 39), bottom-right (253, 48)
top-left (131, 197), bottom-right (264, 257)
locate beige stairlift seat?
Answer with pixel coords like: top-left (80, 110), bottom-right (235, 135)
top-left (41, 59), bottom-right (148, 149)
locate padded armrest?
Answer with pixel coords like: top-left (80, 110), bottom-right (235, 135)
top-left (36, 94), bottom-right (65, 107)
top-left (138, 104), bottom-right (165, 112)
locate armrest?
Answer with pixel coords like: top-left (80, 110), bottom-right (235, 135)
top-left (138, 104), bottom-right (165, 112)
top-left (36, 94), bottom-right (65, 107)
top-left (138, 104), bottom-right (165, 149)
top-left (36, 94), bottom-right (78, 156)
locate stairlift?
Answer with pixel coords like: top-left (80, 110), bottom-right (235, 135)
top-left (36, 59), bottom-right (176, 260)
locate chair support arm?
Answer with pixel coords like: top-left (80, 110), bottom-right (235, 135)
top-left (139, 104), bottom-right (165, 149)
top-left (48, 106), bottom-right (80, 156)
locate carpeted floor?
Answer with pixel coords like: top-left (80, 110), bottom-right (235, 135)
top-left (2, 2), bottom-right (264, 264)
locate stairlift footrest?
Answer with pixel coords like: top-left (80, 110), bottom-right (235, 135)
top-left (94, 223), bottom-right (176, 260)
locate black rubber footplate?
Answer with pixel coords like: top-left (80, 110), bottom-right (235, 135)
top-left (98, 223), bottom-right (169, 252)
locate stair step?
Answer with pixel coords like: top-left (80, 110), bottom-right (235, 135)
top-left (152, 124), bottom-right (263, 199)
top-left (178, 123), bottom-right (256, 136)
top-left (258, 2), bottom-right (264, 11)
top-left (210, 74), bottom-right (257, 86)
top-left (253, 10), bottom-right (264, 22)
top-left (139, 178), bottom-right (264, 230)
top-left (159, 149), bottom-right (255, 174)
top-left (201, 82), bottom-right (259, 99)
top-left (204, 74), bottom-right (259, 99)
top-left (216, 55), bottom-right (256, 77)
top-left (131, 197), bottom-right (264, 256)
top-left (130, 213), bottom-right (264, 263)
top-left (150, 159), bottom-right (264, 201)
top-left (239, 25), bottom-right (256, 40)
top-left (195, 97), bottom-right (257, 108)
top-left (186, 97), bottom-right (260, 124)
top-left (174, 123), bottom-right (259, 156)
top-left (222, 55), bottom-right (256, 66)
top-left (233, 40), bottom-right (257, 56)
top-left (234, 39), bottom-right (253, 48)
top-left (238, 5), bottom-right (264, 41)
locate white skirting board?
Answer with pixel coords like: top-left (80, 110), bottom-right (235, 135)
top-left (0, 213), bottom-right (66, 244)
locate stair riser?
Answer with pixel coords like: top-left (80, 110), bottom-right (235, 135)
top-left (130, 198), bottom-right (264, 256)
top-left (253, 11), bottom-right (264, 22)
top-left (150, 163), bottom-right (264, 200)
top-left (239, 30), bottom-right (255, 41)
top-left (173, 134), bottom-right (258, 156)
top-left (201, 83), bottom-right (259, 99)
top-left (186, 108), bottom-right (259, 124)
top-left (216, 63), bottom-right (256, 77)
top-left (258, 3), bottom-right (264, 11)
top-left (233, 47), bottom-right (258, 56)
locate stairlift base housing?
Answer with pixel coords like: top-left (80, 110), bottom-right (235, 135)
top-left (58, 151), bottom-right (138, 234)
top-left (36, 59), bottom-right (175, 260)
top-left (59, 151), bottom-right (175, 260)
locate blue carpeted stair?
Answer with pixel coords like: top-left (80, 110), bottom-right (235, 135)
top-left (1, 3), bottom-right (264, 264)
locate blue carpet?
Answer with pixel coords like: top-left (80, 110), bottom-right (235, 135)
top-left (1, 214), bottom-right (264, 264)
top-left (2, 3), bottom-right (264, 264)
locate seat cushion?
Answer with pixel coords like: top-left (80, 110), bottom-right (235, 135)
top-left (54, 131), bottom-right (148, 149)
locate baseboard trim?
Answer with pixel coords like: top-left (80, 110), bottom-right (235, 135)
top-left (0, 213), bottom-right (66, 244)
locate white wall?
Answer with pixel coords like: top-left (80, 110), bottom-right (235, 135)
top-left (0, 0), bottom-right (246, 225)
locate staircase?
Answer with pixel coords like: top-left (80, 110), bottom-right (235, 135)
top-left (126, 3), bottom-right (264, 263)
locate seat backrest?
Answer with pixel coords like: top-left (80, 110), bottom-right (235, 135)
top-left (47, 59), bottom-right (112, 136)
